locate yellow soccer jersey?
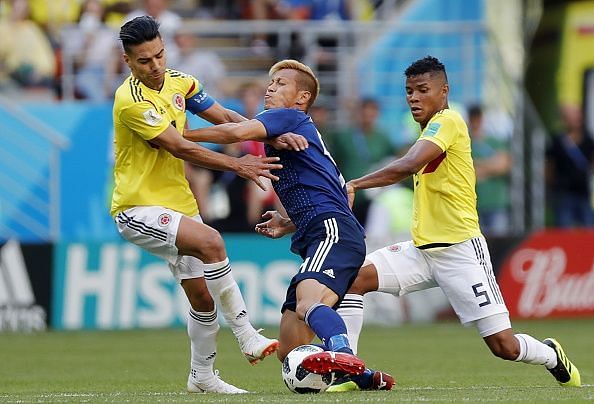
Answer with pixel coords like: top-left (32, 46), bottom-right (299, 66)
top-left (110, 69), bottom-right (202, 217)
top-left (411, 109), bottom-right (481, 247)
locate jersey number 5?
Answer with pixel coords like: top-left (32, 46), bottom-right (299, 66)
top-left (472, 283), bottom-right (491, 307)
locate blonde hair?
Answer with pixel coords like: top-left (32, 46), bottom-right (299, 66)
top-left (269, 59), bottom-right (320, 110)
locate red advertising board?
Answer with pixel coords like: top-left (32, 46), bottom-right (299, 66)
top-left (498, 229), bottom-right (594, 319)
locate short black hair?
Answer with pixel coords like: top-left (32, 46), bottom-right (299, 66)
top-left (405, 56), bottom-right (447, 82)
top-left (119, 16), bottom-right (161, 53)
top-left (467, 104), bottom-right (483, 119)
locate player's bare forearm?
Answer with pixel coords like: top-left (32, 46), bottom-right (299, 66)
top-left (173, 139), bottom-right (242, 171)
top-left (197, 102), bottom-right (248, 124)
top-left (225, 108), bottom-right (248, 123)
top-left (174, 142), bottom-right (282, 191)
top-left (350, 159), bottom-right (416, 191)
top-left (184, 124), bottom-right (242, 144)
top-left (184, 120), bottom-right (267, 144)
top-left (152, 121), bottom-right (281, 191)
top-left (351, 139), bottom-right (443, 191)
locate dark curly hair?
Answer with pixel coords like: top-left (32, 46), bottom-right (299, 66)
top-left (119, 16), bottom-right (161, 53)
top-left (404, 56), bottom-right (448, 82)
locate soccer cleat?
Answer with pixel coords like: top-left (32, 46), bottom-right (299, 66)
top-left (327, 370), bottom-right (395, 392)
top-left (371, 370), bottom-right (395, 390)
top-left (543, 338), bottom-right (581, 387)
top-left (239, 328), bottom-right (279, 365)
top-left (187, 370), bottom-right (248, 394)
top-left (300, 351), bottom-right (365, 376)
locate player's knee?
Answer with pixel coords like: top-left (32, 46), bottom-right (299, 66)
top-left (294, 302), bottom-right (309, 321)
top-left (347, 264), bottom-right (378, 295)
top-left (347, 275), bottom-right (367, 295)
top-left (199, 228), bottom-right (226, 261)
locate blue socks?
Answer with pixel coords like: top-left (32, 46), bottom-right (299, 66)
top-left (350, 368), bottom-right (374, 389)
top-left (305, 304), bottom-right (353, 354)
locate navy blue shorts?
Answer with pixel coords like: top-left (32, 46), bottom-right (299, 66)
top-left (282, 213), bottom-right (366, 313)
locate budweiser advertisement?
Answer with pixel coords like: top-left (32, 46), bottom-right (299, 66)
top-left (498, 229), bottom-right (594, 319)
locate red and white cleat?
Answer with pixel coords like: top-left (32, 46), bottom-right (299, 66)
top-left (301, 351), bottom-right (366, 376)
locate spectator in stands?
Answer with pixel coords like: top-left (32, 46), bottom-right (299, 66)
top-left (237, 0), bottom-right (292, 56)
top-left (308, 95), bottom-right (333, 136)
top-left (102, 0), bottom-right (135, 29)
top-left (546, 104), bottom-right (594, 227)
top-left (0, 0), bottom-right (56, 90)
top-left (286, 0), bottom-right (352, 21)
top-left (125, 0), bottom-right (181, 56)
top-left (169, 30), bottom-right (227, 100)
top-left (330, 97), bottom-right (396, 224)
top-left (467, 104), bottom-right (511, 236)
top-left (63, 0), bottom-right (119, 100)
top-left (27, 0), bottom-right (80, 44)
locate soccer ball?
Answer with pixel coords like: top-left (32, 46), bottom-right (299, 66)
top-left (282, 344), bottom-right (335, 394)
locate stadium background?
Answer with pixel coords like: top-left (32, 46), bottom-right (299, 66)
top-left (0, 0), bottom-right (593, 348)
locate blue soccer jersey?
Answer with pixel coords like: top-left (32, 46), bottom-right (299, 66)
top-left (255, 108), bottom-right (363, 244)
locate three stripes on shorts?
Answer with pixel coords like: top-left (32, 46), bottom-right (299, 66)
top-left (298, 218), bottom-right (339, 274)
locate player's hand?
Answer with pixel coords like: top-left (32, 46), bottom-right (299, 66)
top-left (268, 133), bottom-right (309, 151)
top-left (235, 154), bottom-right (282, 191)
top-left (255, 210), bottom-right (294, 239)
top-left (346, 181), bottom-right (356, 209)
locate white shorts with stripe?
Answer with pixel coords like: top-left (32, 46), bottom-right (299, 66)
top-left (366, 236), bottom-right (509, 328)
top-left (115, 206), bottom-right (207, 281)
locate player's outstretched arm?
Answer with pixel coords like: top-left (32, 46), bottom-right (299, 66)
top-left (255, 211), bottom-right (296, 239)
top-left (184, 121), bottom-right (308, 151)
top-left (197, 101), bottom-right (248, 124)
top-left (185, 119), bottom-right (267, 144)
top-left (151, 125), bottom-right (282, 190)
top-left (349, 139), bottom-right (443, 191)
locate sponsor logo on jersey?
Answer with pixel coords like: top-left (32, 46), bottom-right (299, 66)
top-left (323, 268), bottom-right (335, 278)
top-left (173, 93), bottom-right (184, 111)
top-left (142, 108), bottom-right (163, 126)
top-left (387, 244), bottom-right (401, 253)
top-left (0, 240), bottom-right (47, 331)
top-left (158, 213), bottom-right (172, 227)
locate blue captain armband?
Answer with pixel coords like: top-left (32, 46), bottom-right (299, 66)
top-left (186, 89), bottom-right (215, 114)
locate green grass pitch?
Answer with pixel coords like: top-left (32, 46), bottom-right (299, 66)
top-left (1, 319), bottom-right (592, 402)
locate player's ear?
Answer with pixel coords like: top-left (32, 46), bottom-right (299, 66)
top-left (441, 83), bottom-right (449, 97)
top-left (298, 90), bottom-right (312, 108)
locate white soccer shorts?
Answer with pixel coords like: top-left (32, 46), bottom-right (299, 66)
top-left (115, 206), bottom-right (206, 281)
top-left (366, 236), bottom-right (510, 332)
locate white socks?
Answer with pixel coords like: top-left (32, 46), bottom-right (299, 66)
top-left (188, 308), bottom-right (219, 379)
top-left (514, 333), bottom-right (557, 368)
top-left (336, 293), bottom-right (364, 355)
top-left (203, 258), bottom-right (255, 341)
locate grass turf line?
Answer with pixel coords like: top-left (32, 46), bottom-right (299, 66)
top-left (1, 319), bottom-right (592, 402)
